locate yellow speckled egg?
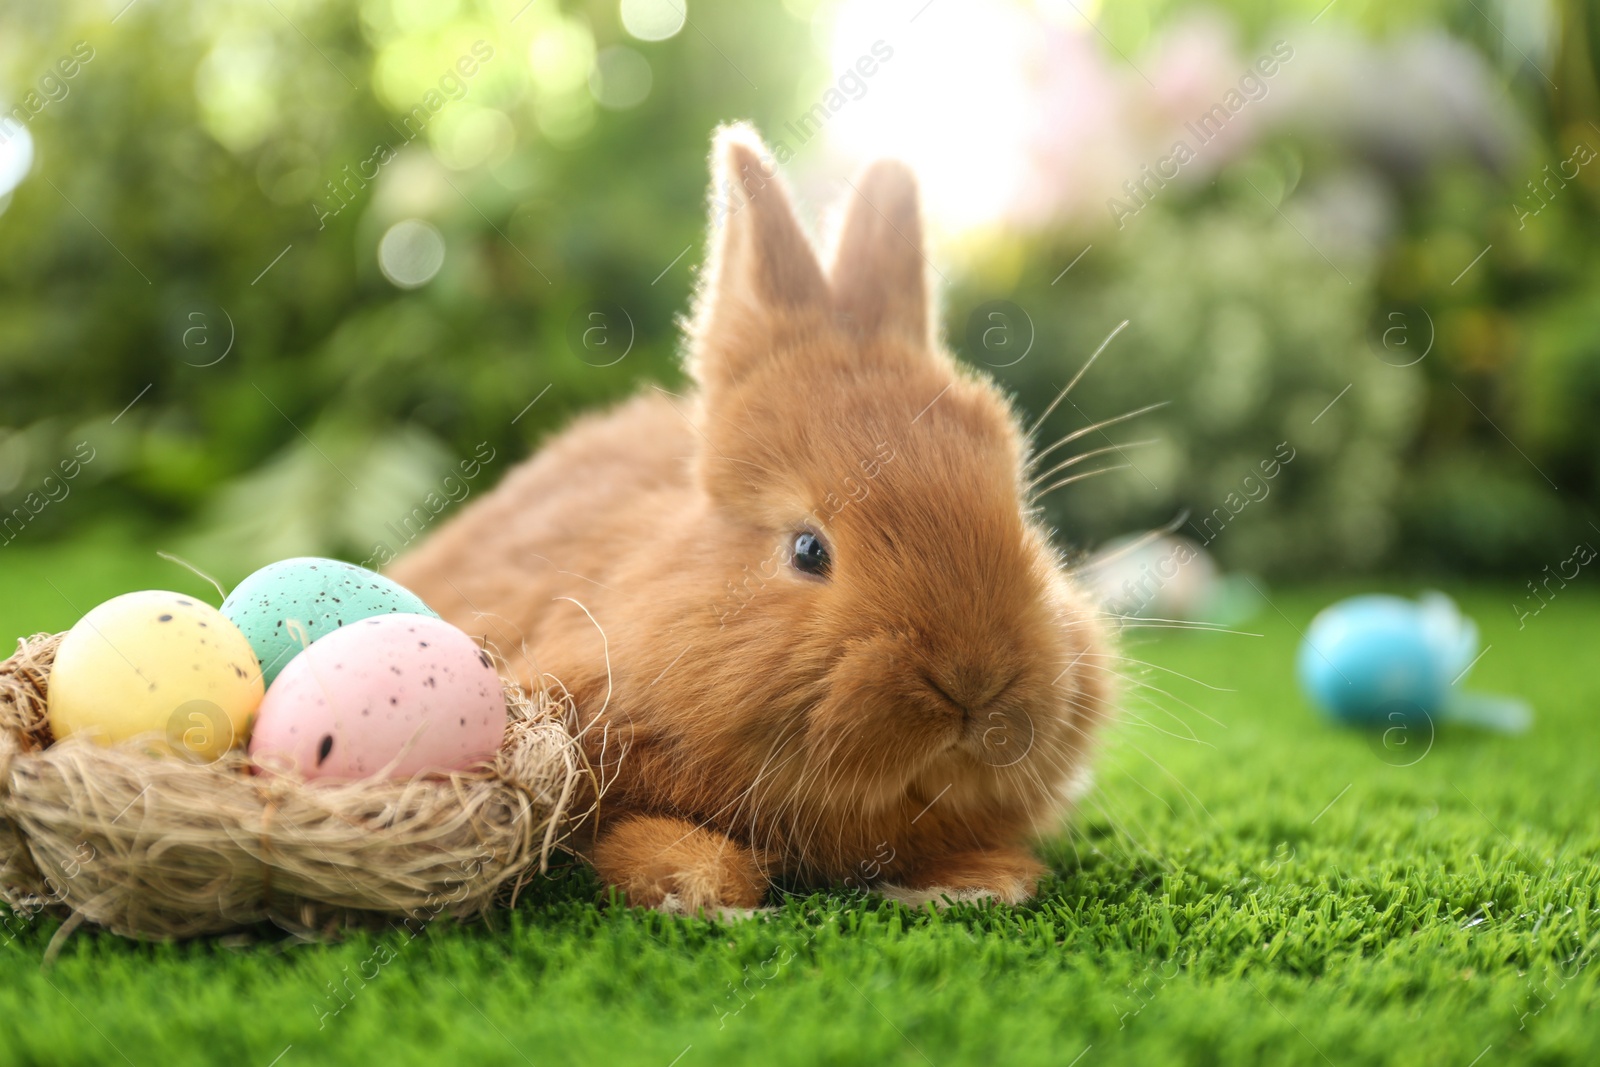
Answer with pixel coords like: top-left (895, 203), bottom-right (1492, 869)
top-left (47, 590), bottom-right (264, 761)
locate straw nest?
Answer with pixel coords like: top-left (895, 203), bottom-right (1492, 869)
top-left (0, 632), bottom-right (595, 942)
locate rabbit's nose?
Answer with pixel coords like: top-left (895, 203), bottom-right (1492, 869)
top-left (922, 665), bottom-right (1017, 715)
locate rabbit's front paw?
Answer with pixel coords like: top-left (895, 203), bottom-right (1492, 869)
top-left (594, 814), bottom-right (768, 914)
top-left (883, 847), bottom-right (1045, 906)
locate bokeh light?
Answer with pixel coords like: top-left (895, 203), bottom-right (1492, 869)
top-left (0, 125), bottom-right (34, 202)
top-left (377, 218), bottom-right (446, 288)
top-left (194, 32), bottom-right (280, 154)
top-left (390, 0), bottom-right (462, 34)
top-left (429, 107), bottom-right (515, 170)
top-left (620, 0), bottom-right (687, 43)
top-left (528, 18), bottom-right (596, 95)
top-left (589, 46), bottom-right (653, 110)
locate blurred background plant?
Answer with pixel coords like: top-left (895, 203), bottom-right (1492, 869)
top-left (0, 0), bottom-right (1595, 583)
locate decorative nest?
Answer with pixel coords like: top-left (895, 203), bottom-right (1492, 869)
top-left (0, 632), bottom-right (596, 943)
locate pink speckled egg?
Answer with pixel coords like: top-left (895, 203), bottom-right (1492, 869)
top-left (249, 613), bottom-right (506, 781)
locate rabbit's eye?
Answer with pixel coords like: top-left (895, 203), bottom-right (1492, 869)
top-left (791, 531), bottom-right (830, 577)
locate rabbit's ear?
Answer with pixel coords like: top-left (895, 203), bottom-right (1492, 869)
top-left (828, 159), bottom-right (930, 348)
top-left (693, 125), bottom-right (829, 382)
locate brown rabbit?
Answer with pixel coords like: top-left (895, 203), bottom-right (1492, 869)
top-left (389, 124), bottom-right (1111, 911)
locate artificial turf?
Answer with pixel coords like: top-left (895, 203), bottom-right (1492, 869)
top-left (1, 540), bottom-right (1596, 1066)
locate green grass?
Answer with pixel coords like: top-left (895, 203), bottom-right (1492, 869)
top-left (2, 540), bottom-right (1598, 1066)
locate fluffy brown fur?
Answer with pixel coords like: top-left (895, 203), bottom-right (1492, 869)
top-left (390, 125), bottom-right (1111, 911)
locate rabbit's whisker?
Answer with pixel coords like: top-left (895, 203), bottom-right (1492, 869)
top-left (1100, 617), bottom-right (1264, 637)
top-left (1029, 401), bottom-right (1170, 474)
top-left (1073, 658), bottom-right (1228, 733)
top-left (1026, 439), bottom-right (1157, 492)
top-left (1116, 703), bottom-right (1211, 746)
top-left (1026, 319), bottom-right (1130, 438)
top-left (1033, 463), bottom-right (1132, 502)
top-left (1068, 511), bottom-right (1191, 573)
top-left (1075, 650), bottom-right (1236, 694)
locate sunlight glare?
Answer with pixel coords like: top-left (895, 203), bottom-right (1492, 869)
top-left (827, 0), bottom-right (1039, 233)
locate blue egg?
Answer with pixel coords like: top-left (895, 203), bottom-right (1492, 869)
top-left (1297, 593), bottom-right (1476, 726)
top-left (221, 557), bottom-right (439, 686)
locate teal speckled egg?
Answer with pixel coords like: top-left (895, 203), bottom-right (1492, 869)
top-left (221, 557), bottom-right (439, 685)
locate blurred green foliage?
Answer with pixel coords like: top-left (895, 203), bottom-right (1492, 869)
top-left (0, 0), bottom-right (1596, 580)
top-left (965, 199), bottom-right (1416, 574)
